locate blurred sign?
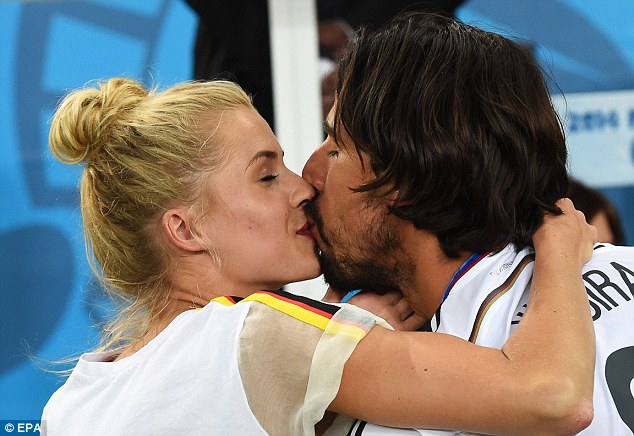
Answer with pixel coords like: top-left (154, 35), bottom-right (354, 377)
top-left (553, 90), bottom-right (634, 188)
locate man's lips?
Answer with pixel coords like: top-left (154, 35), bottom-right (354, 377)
top-left (297, 222), bottom-right (314, 238)
top-left (302, 211), bottom-right (325, 247)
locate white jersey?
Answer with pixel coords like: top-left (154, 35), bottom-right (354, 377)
top-left (351, 244), bottom-right (634, 435)
top-left (42, 290), bottom-right (386, 436)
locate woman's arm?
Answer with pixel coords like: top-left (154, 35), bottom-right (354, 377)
top-left (329, 198), bottom-right (596, 435)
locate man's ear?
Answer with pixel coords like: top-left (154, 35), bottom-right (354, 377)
top-left (161, 209), bottom-right (206, 253)
top-left (389, 189), bottom-right (418, 208)
top-left (387, 189), bottom-right (399, 203)
top-left (385, 189), bottom-right (405, 207)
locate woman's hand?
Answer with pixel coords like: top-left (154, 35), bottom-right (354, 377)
top-left (532, 197), bottom-right (597, 267)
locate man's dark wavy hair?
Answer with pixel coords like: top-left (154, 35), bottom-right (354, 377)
top-left (333, 12), bottom-right (568, 258)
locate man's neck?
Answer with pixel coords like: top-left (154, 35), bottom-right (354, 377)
top-left (399, 222), bottom-right (469, 321)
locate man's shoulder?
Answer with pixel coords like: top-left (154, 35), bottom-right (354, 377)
top-left (587, 243), bottom-right (634, 261)
top-left (583, 243), bottom-right (634, 277)
top-left (582, 243), bottom-right (634, 325)
top-left (454, 245), bottom-right (533, 298)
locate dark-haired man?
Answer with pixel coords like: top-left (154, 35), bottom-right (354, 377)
top-left (303, 13), bottom-right (634, 435)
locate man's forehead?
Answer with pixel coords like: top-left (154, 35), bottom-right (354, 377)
top-left (324, 103), bottom-right (337, 136)
top-left (322, 120), bottom-right (335, 139)
top-left (323, 105), bottom-right (353, 151)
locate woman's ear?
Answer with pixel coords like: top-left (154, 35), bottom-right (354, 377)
top-left (161, 209), bottom-right (206, 253)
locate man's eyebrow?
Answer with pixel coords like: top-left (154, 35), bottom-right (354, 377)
top-left (322, 121), bottom-right (335, 138)
top-left (246, 150), bottom-right (282, 170)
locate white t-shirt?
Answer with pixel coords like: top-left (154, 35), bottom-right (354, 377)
top-left (350, 244), bottom-right (634, 435)
top-left (42, 290), bottom-right (387, 436)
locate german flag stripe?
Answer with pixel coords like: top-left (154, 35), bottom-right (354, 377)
top-left (267, 289), bottom-right (340, 316)
top-left (325, 318), bottom-right (370, 342)
top-left (244, 291), bottom-right (335, 331)
top-left (468, 254), bottom-right (534, 343)
top-left (212, 296), bottom-right (238, 307)
top-left (211, 290), bottom-right (340, 331)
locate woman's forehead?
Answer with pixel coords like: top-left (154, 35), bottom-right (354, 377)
top-left (203, 107), bottom-right (282, 168)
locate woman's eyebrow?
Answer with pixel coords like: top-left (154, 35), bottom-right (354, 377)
top-left (246, 150), bottom-right (280, 170)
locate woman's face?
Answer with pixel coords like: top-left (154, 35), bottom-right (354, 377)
top-left (196, 107), bottom-right (320, 292)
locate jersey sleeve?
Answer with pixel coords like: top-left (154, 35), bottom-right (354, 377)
top-left (237, 291), bottom-right (390, 436)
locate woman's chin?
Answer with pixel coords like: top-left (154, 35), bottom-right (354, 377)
top-left (287, 263), bottom-right (322, 285)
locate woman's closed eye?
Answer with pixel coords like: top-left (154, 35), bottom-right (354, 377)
top-left (260, 173), bottom-right (279, 183)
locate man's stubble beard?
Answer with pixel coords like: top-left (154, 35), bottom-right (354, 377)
top-left (304, 197), bottom-right (415, 294)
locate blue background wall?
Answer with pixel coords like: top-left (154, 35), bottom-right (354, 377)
top-left (0, 0), bottom-right (197, 420)
top-left (1, 0), bottom-right (633, 422)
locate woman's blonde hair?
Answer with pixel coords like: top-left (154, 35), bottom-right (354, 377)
top-left (49, 77), bottom-right (253, 351)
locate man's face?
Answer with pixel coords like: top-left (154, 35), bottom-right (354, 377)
top-left (302, 107), bottom-right (414, 294)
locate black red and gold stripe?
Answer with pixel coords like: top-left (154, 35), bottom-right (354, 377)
top-left (212, 290), bottom-right (340, 331)
top-left (468, 254), bottom-right (535, 343)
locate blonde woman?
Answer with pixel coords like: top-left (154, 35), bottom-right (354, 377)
top-left (42, 78), bottom-right (595, 435)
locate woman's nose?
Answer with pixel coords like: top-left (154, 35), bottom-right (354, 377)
top-left (291, 172), bottom-right (317, 209)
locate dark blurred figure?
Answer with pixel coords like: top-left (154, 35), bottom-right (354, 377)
top-left (185, 1), bottom-right (467, 127)
top-left (569, 178), bottom-right (625, 245)
top-left (185, 1), bottom-right (275, 126)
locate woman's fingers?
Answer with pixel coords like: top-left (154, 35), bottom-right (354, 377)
top-left (534, 198), bottom-right (598, 266)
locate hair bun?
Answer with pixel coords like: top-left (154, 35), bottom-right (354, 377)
top-left (49, 77), bottom-right (148, 165)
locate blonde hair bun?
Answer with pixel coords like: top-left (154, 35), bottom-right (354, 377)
top-left (49, 77), bottom-right (148, 165)
top-left (48, 77), bottom-right (254, 352)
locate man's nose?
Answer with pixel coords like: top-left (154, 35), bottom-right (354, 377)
top-left (302, 145), bottom-right (328, 192)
